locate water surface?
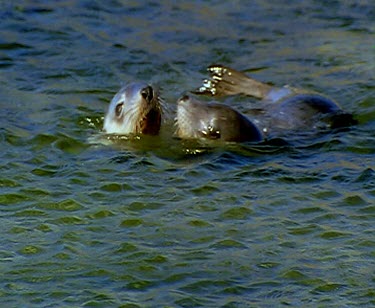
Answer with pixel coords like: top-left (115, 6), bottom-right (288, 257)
top-left (1, 1), bottom-right (374, 307)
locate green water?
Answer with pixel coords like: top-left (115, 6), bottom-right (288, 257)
top-left (1, 1), bottom-right (374, 307)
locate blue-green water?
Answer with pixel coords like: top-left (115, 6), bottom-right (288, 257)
top-left (1, 1), bottom-right (374, 307)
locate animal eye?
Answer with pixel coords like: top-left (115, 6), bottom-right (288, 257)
top-left (115, 102), bottom-right (124, 117)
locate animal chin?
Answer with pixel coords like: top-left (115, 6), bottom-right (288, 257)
top-left (138, 107), bottom-right (161, 135)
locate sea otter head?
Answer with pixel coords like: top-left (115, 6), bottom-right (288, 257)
top-left (175, 95), bottom-right (262, 142)
top-left (103, 82), bottom-right (162, 135)
top-left (176, 95), bottom-right (221, 140)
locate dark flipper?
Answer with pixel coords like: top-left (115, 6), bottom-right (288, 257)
top-left (193, 65), bottom-right (272, 99)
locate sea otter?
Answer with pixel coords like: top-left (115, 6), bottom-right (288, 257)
top-left (103, 82), bottom-right (162, 135)
top-left (193, 65), bottom-right (356, 136)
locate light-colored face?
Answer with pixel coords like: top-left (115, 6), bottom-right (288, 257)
top-left (103, 82), bottom-right (162, 135)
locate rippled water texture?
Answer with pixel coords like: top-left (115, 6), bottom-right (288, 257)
top-left (1, 1), bottom-right (374, 307)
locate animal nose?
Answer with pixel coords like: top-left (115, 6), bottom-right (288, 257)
top-left (141, 86), bottom-right (154, 102)
top-left (178, 94), bottom-right (190, 103)
top-left (180, 95), bottom-right (189, 101)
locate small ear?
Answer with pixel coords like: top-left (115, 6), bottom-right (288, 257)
top-left (115, 102), bottom-right (124, 117)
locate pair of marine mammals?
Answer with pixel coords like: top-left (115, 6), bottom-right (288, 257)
top-left (103, 65), bottom-right (356, 142)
